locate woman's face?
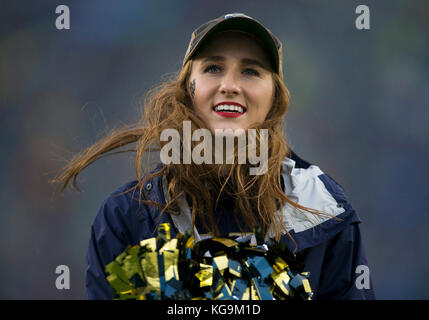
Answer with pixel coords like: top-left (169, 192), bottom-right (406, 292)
top-left (188, 31), bottom-right (275, 133)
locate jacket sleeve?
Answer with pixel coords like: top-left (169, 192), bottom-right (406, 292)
top-left (84, 199), bottom-right (128, 300)
top-left (317, 222), bottom-right (376, 300)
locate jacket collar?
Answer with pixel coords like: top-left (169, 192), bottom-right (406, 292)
top-left (147, 150), bottom-right (360, 253)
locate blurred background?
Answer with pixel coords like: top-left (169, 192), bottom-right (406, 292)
top-left (1, 0), bottom-right (428, 299)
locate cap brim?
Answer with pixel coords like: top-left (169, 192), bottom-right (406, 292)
top-left (187, 17), bottom-right (280, 73)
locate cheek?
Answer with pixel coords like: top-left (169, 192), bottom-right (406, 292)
top-left (192, 80), bottom-right (215, 112)
top-left (253, 85), bottom-right (274, 116)
top-left (192, 91), bottom-right (207, 113)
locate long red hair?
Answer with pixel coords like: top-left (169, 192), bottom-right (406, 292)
top-left (51, 59), bottom-right (336, 251)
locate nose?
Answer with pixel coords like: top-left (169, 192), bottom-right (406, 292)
top-left (219, 70), bottom-right (241, 96)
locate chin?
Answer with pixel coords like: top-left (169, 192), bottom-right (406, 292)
top-left (213, 125), bottom-right (242, 130)
top-left (210, 123), bottom-right (245, 132)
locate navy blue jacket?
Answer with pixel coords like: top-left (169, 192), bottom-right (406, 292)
top-left (84, 151), bottom-right (376, 300)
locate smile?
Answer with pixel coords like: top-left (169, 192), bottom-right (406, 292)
top-left (213, 101), bottom-right (247, 118)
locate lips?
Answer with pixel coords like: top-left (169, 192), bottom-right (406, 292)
top-left (213, 101), bottom-right (247, 118)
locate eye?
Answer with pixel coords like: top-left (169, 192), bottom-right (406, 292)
top-left (204, 64), bottom-right (221, 73)
top-left (243, 68), bottom-right (259, 76)
top-left (203, 64), bottom-right (260, 76)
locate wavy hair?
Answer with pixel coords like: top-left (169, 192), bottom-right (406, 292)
top-left (51, 59), bottom-right (338, 252)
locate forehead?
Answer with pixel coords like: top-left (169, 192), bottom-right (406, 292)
top-left (193, 31), bottom-right (273, 69)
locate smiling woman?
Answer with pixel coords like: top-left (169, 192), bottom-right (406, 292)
top-left (189, 31), bottom-right (275, 133)
top-left (51, 13), bottom-right (376, 300)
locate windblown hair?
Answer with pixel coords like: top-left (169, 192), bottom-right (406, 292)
top-left (51, 59), bottom-right (337, 251)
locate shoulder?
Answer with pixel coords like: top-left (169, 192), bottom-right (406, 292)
top-left (91, 180), bottom-right (142, 245)
top-left (96, 180), bottom-right (142, 220)
top-left (284, 150), bottom-right (347, 197)
top-left (274, 150), bottom-right (361, 253)
top-left (97, 163), bottom-right (166, 215)
top-left (283, 149), bottom-right (355, 215)
top-left (91, 164), bottom-right (167, 245)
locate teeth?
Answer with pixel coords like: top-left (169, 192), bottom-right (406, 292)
top-left (214, 104), bottom-right (245, 113)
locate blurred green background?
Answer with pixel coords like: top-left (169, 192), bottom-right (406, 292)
top-left (1, 0), bottom-right (428, 299)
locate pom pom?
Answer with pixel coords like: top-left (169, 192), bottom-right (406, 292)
top-left (105, 223), bottom-right (313, 300)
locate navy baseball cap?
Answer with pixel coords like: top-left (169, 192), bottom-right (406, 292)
top-left (183, 13), bottom-right (283, 79)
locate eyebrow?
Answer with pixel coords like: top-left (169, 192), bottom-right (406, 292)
top-left (200, 55), bottom-right (269, 70)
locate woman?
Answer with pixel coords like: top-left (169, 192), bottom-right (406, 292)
top-left (52, 13), bottom-right (375, 300)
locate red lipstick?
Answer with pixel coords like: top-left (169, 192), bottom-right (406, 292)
top-left (213, 101), bottom-right (247, 118)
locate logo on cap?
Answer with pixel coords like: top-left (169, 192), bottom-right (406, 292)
top-left (224, 13), bottom-right (247, 19)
